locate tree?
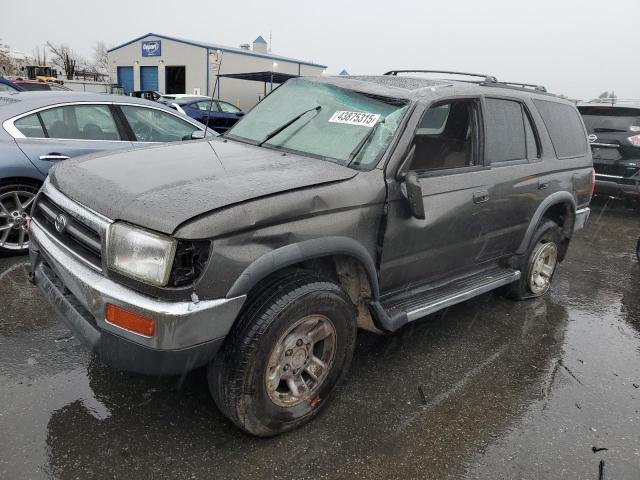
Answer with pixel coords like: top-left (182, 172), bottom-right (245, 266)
top-left (0, 40), bottom-right (15, 75)
top-left (32, 45), bottom-right (47, 66)
top-left (598, 91), bottom-right (616, 100)
top-left (46, 42), bottom-right (83, 79)
top-left (92, 41), bottom-right (109, 76)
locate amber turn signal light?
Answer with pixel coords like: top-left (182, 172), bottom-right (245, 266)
top-left (105, 304), bottom-right (156, 337)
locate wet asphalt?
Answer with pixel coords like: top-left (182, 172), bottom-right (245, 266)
top-left (1, 198), bottom-right (640, 480)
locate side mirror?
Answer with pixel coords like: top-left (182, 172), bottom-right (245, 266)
top-left (191, 130), bottom-right (205, 140)
top-left (403, 171), bottom-right (426, 219)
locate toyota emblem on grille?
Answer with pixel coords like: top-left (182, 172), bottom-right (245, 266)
top-left (54, 213), bottom-right (68, 233)
top-left (588, 134), bottom-right (598, 143)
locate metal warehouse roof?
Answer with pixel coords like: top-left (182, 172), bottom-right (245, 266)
top-left (107, 33), bottom-right (327, 69)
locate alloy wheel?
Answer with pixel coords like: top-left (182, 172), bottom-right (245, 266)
top-left (528, 241), bottom-right (558, 295)
top-left (0, 190), bottom-right (35, 251)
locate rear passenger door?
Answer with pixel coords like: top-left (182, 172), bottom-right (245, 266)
top-left (10, 103), bottom-right (133, 175)
top-left (476, 97), bottom-right (542, 261)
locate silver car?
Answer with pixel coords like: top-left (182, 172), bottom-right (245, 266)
top-left (0, 91), bottom-right (211, 256)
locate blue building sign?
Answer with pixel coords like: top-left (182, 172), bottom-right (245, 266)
top-left (141, 40), bottom-right (161, 57)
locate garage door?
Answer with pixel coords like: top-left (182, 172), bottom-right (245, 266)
top-left (140, 66), bottom-right (158, 91)
top-left (117, 67), bottom-right (134, 94)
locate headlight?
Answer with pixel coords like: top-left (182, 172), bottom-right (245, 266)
top-left (107, 222), bottom-right (177, 287)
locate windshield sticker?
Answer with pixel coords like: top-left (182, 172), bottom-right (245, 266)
top-left (630, 125), bottom-right (640, 132)
top-left (329, 111), bottom-right (381, 127)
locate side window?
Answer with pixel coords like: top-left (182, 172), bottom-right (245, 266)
top-left (195, 101), bottom-right (219, 112)
top-left (409, 99), bottom-right (479, 171)
top-left (38, 105), bottom-right (121, 140)
top-left (484, 98), bottom-right (526, 163)
top-left (218, 102), bottom-right (241, 114)
top-left (74, 105), bottom-right (120, 140)
top-left (120, 106), bottom-right (198, 142)
top-left (14, 113), bottom-right (46, 138)
top-left (533, 99), bottom-right (587, 159)
top-left (0, 83), bottom-right (16, 93)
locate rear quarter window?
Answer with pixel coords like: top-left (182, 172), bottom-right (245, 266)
top-left (533, 99), bottom-right (587, 159)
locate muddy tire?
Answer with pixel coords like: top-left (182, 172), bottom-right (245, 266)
top-left (508, 220), bottom-right (562, 300)
top-left (0, 182), bottom-right (40, 257)
top-left (208, 271), bottom-right (357, 437)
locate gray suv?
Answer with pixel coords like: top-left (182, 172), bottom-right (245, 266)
top-left (29, 71), bottom-right (593, 436)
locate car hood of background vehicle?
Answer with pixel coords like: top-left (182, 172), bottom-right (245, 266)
top-left (50, 140), bottom-right (357, 234)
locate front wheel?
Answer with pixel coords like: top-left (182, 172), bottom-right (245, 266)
top-left (208, 271), bottom-right (357, 436)
top-left (0, 182), bottom-right (39, 257)
top-left (508, 220), bottom-right (562, 300)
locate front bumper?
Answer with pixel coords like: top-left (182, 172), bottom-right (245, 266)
top-left (30, 220), bottom-right (246, 376)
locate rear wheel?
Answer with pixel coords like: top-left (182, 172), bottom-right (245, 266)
top-left (208, 271), bottom-right (357, 436)
top-left (508, 220), bottom-right (562, 300)
top-left (0, 182), bottom-right (39, 257)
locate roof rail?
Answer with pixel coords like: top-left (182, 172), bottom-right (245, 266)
top-left (384, 69), bottom-right (498, 84)
top-left (584, 98), bottom-right (640, 105)
top-left (499, 81), bottom-right (547, 92)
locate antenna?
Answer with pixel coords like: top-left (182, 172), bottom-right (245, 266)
top-left (204, 49), bottom-right (223, 138)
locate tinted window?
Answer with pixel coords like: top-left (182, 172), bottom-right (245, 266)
top-left (121, 106), bottom-right (198, 142)
top-left (534, 99), bottom-right (587, 158)
top-left (409, 99), bottom-right (479, 171)
top-left (17, 83), bottom-right (50, 91)
top-left (39, 105), bottom-right (120, 140)
top-left (194, 101), bottom-right (219, 112)
top-left (0, 83), bottom-right (16, 93)
top-left (578, 106), bottom-right (640, 134)
top-left (14, 114), bottom-right (45, 138)
top-left (484, 99), bottom-right (526, 162)
top-left (218, 102), bottom-right (241, 114)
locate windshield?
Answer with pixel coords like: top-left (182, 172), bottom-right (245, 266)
top-left (226, 79), bottom-right (409, 167)
top-left (579, 107), bottom-right (640, 133)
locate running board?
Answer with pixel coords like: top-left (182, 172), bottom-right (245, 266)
top-left (372, 267), bottom-right (521, 332)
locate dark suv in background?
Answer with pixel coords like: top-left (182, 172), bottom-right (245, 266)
top-left (578, 100), bottom-right (640, 200)
top-left (30, 70), bottom-right (593, 436)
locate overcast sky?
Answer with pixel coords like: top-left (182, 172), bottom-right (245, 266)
top-left (2, 0), bottom-right (636, 99)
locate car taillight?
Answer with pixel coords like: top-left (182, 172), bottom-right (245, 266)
top-left (588, 168), bottom-right (595, 201)
top-left (629, 135), bottom-right (640, 147)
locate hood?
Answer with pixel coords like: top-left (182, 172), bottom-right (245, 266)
top-left (50, 139), bottom-right (357, 234)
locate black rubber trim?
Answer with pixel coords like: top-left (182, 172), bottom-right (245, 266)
top-left (226, 236), bottom-right (380, 299)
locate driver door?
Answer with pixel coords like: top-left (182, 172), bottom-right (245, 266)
top-left (379, 98), bottom-right (492, 292)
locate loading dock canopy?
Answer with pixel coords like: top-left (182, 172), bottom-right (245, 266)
top-left (217, 71), bottom-right (299, 83)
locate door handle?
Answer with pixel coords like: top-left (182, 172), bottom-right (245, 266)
top-left (538, 179), bottom-right (549, 190)
top-left (473, 189), bottom-right (489, 204)
top-left (39, 153), bottom-right (70, 161)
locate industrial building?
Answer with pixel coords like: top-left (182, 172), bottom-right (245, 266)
top-left (107, 33), bottom-right (327, 110)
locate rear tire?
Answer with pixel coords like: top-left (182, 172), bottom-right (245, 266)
top-left (508, 220), bottom-right (562, 300)
top-left (0, 182), bottom-right (40, 257)
top-left (208, 271), bottom-right (357, 437)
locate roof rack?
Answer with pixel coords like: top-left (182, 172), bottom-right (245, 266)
top-left (500, 81), bottom-right (547, 92)
top-left (384, 70), bottom-right (549, 93)
top-left (384, 69), bottom-right (498, 84)
top-left (584, 98), bottom-right (640, 106)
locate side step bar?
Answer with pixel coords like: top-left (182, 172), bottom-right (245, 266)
top-left (371, 267), bottom-right (521, 332)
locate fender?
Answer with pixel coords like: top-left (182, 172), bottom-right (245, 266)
top-left (516, 191), bottom-right (576, 255)
top-left (226, 236), bottom-right (380, 300)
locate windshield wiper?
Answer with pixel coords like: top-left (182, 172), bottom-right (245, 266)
top-left (258, 106), bottom-right (322, 147)
top-left (347, 118), bottom-right (385, 165)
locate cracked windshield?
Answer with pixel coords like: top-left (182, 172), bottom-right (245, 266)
top-left (1, 1), bottom-right (639, 479)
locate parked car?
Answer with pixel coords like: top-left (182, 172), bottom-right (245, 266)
top-left (130, 90), bottom-right (162, 102)
top-left (0, 91), bottom-right (212, 255)
top-left (0, 77), bottom-right (24, 93)
top-left (29, 71), bottom-right (593, 436)
top-left (158, 93), bottom-right (209, 102)
top-left (165, 97), bottom-right (245, 133)
top-left (12, 79), bottom-right (71, 92)
top-left (578, 100), bottom-right (640, 200)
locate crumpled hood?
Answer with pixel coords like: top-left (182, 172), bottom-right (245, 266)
top-left (50, 139), bottom-right (357, 234)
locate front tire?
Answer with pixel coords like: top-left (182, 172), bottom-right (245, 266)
top-left (208, 271), bottom-right (357, 436)
top-left (0, 182), bottom-right (39, 257)
top-left (508, 220), bottom-right (562, 300)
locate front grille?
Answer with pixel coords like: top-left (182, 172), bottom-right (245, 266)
top-left (33, 195), bottom-right (103, 270)
top-left (594, 163), bottom-right (640, 178)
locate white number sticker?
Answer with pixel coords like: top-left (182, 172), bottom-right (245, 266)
top-left (328, 111), bottom-right (380, 127)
